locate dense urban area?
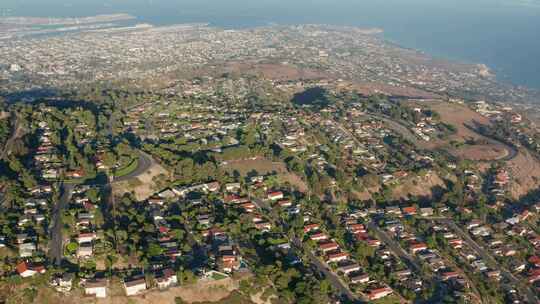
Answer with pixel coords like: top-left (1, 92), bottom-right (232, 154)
top-left (1, 15), bottom-right (540, 304)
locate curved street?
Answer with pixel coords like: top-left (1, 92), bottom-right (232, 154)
top-left (112, 150), bottom-right (154, 183)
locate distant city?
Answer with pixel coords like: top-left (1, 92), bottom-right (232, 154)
top-left (0, 6), bottom-right (540, 304)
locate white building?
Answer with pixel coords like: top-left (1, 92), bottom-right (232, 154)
top-left (85, 279), bottom-right (107, 298)
top-left (124, 277), bottom-right (147, 296)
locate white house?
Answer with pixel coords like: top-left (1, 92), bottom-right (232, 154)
top-left (85, 279), bottom-right (107, 298)
top-left (124, 277), bottom-right (147, 296)
top-left (156, 269), bottom-right (178, 290)
top-left (16, 262), bottom-right (36, 278)
top-left (77, 242), bottom-right (93, 258)
top-left (267, 191), bottom-right (284, 201)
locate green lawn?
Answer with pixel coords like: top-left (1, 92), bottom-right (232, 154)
top-left (114, 157), bottom-right (139, 178)
top-left (371, 295), bottom-right (402, 304)
top-left (211, 272), bottom-right (229, 280)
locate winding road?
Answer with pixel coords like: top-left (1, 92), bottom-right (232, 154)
top-left (462, 123), bottom-right (518, 162)
top-left (104, 106), bottom-right (154, 184)
top-left (352, 111), bottom-right (519, 162)
top-left (112, 150), bottom-right (154, 183)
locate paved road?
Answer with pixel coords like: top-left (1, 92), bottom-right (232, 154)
top-left (367, 221), bottom-right (424, 275)
top-left (104, 107), bottom-right (154, 183)
top-left (357, 112), bottom-right (519, 162)
top-left (49, 182), bottom-right (74, 266)
top-left (462, 123), bottom-right (519, 162)
top-left (251, 197), bottom-right (362, 303)
top-left (0, 112), bottom-right (24, 160)
top-left (368, 114), bottom-right (420, 146)
top-left (112, 150), bottom-right (154, 182)
top-left (437, 218), bottom-right (539, 304)
top-left (291, 236), bottom-right (363, 303)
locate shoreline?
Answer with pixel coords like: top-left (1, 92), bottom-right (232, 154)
top-left (0, 13), bottom-right (535, 91)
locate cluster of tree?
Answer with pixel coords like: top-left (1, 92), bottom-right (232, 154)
top-left (291, 87), bottom-right (335, 109)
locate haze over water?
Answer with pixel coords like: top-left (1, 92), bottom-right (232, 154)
top-left (3, 0), bottom-right (540, 90)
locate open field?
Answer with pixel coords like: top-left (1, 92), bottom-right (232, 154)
top-left (95, 277), bottom-right (242, 304)
top-left (391, 171), bottom-right (446, 201)
top-left (450, 144), bottom-right (509, 161)
top-left (507, 148), bottom-right (540, 199)
top-left (9, 277), bottom-right (245, 304)
top-left (221, 158), bottom-right (308, 192)
top-left (221, 158), bottom-right (288, 176)
top-left (222, 62), bottom-right (329, 82)
top-left (411, 100), bottom-right (540, 199)
top-left (339, 81), bottom-right (440, 99)
top-left (113, 159), bottom-right (169, 201)
top-left (414, 100), bottom-right (511, 161)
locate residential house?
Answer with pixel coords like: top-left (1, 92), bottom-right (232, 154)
top-left (326, 252), bottom-right (349, 263)
top-left (267, 191), bottom-right (284, 201)
top-left (410, 243), bottom-right (428, 254)
top-left (350, 274), bottom-right (370, 284)
top-left (77, 242), bottom-right (93, 258)
top-left (367, 287), bottom-right (393, 301)
top-left (319, 241), bottom-right (340, 253)
top-left (441, 271), bottom-right (459, 281)
top-left (419, 208), bottom-right (434, 217)
top-left (402, 206), bottom-right (417, 216)
top-left (16, 261), bottom-right (45, 278)
top-left (310, 233), bottom-right (328, 242)
top-left (337, 263), bottom-right (361, 275)
top-left (19, 242), bottom-right (36, 257)
top-left (124, 277), bottom-right (147, 296)
top-left (277, 199), bottom-right (292, 208)
top-left (77, 232), bottom-right (97, 243)
top-left (155, 269), bottom-right (178, 290)
top-left (304, 223), bottom-right (320, 233)
top-left (85, 279), bottom-right (107, 298)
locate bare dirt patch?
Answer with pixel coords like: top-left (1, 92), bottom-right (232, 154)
top-left (391, 171), bottom-right (446, 201)
top-left (279, 173), bottom-right (308, 193)
top-left (449, 144), bottom-right (509, 161)
top-left (339, 81), bottom-right (440, 99)
top-left (91, 278), bottom-right (239, 304)
top-left (221, 158), bottom-right (308, 192)
top-left (507, 149), bottom-right (540, 200)
top-left (351, 189), bottom-right (373, 202)
top-left (113, 161), bottom-right (169, 201)
top-left (221, 158), bottom-right (287, 176)
top-left (413, 100), bottom-right (510, 161)
top-left (250, 289), bottom-right (276, 304)
top-left (223, 62), bottom-right (329, 82)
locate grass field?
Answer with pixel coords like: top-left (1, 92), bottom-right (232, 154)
top-left (114, 157), bottom-right (139, 178)
top-left (371, 295), bottom-right (404, 304)
top-left (211, 272), bottom-right (229, 281)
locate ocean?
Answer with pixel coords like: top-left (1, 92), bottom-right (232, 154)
top-left (2, 0), bottom-right (540, 89)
